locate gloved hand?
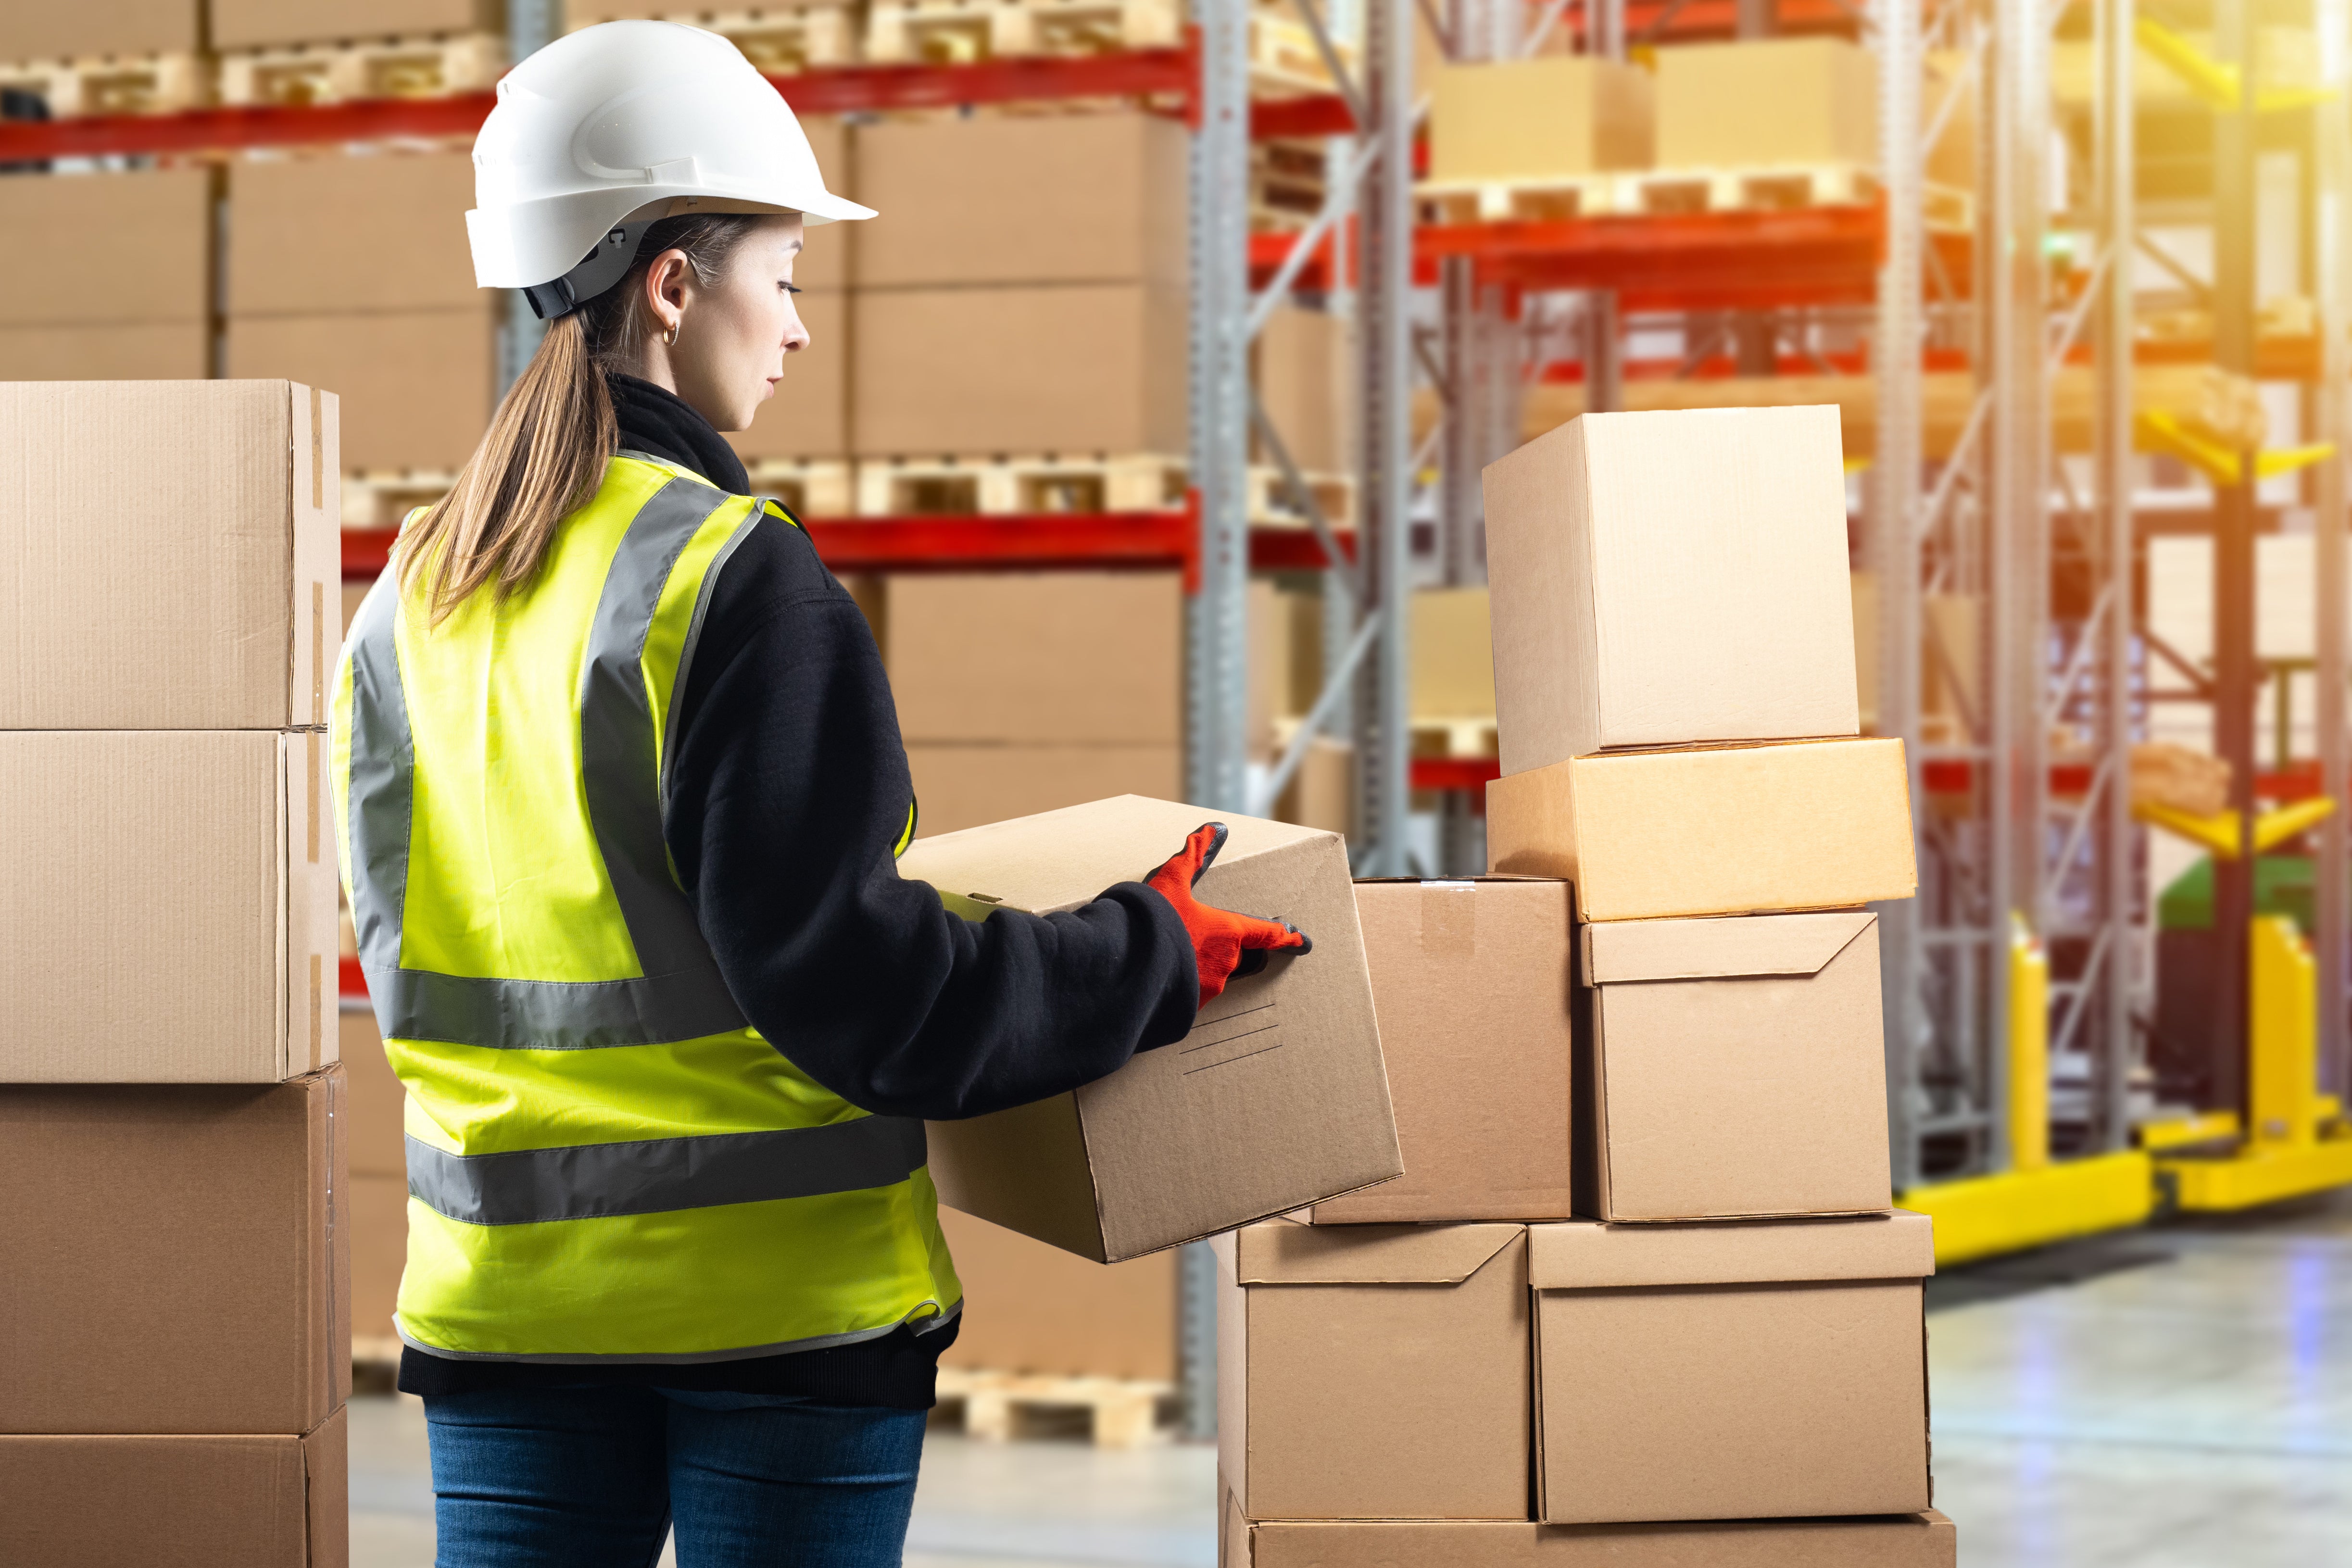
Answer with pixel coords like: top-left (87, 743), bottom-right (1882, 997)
top-left (1146, 823), bottom-right (1313, 1009)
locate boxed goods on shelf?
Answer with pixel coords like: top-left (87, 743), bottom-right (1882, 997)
top-left (1411, 587), bottom-right (1495, 722)
top-left (1577, 911), bottom-right (1891, 1221)
top-left (340, 1005), bottom-right (406, 1179)
top-left (0, 381), bottom-right (337, 731)
top-left (1484, 737), bottom-right (1916, 922)
top-left (0, 323), bottom-right (209, 381)
top-left (1310, 878), bottom-right (1574, 1225)
top-left (907, 744), bottom-right (1183, 836)
top-left (229, 306), bottom-right (496, 475)
top-left (0, 167), bottom-right (211, 377)
top-left (351, 1173), bottom-right (409, 1344)
top-left (897, 796), bottom-right (1398, 1262)
top-left (228, 150), bottom-right (478, 314)
top-left (1256, 306), bottom-right (1349, 477)
top-left (937, 1206), bottom-right (1176, 1381)
top-left (1217, 1220), bottom-right (1531, 1521)
top-left (1427, 57), bottom-right (1653, 184)
top-left (1226, 1511), bottom-right (1958, 1568)
top-left (1652, 37), bottom-right (1877, 170)
top-left (1528, 1213), bottom-right (1932, 1524)
top-left (0, 2), bottom-right (200, 64)
top-left (212, 0), bottom-right (502, 52)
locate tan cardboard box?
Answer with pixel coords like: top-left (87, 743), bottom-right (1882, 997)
top-left (1229, 1511), bottom-right (1957, 1568)
top-left (888, 573), bottom-right (1182, 745)
top-left (899, 797), bottom-right (1398, 1261)
top-left (1485, 738), bottom-right (1917, 922)
top-left (856, 110), bottom-right (1186, 289)
top-left (0, 1409), bottom-right (349, 1568)
top-left (228, 307), bottom-right (494, 475)
top-left (1429, 57), bottom-right (1654, 183)
top-left (938, 1206), bottom-right (1176, 1381)
top-left (1483, 406), bottom-right (1857, 773)
top-left (212, 0), bottom-right (496, 50)
top-left (1530, 1213), bottom-right (1933, 1524)
top-left (726, 288), bottom-right (847, 462)
top-left (855, 283), bottom-right (1185, 457)
top-left (908, 743), bottom-right (1182, 838)
top-left (1256, 307), bottom-right (1348, 476)
top-left (1413, 587), bottom-right (1496, 719)
top-left (1580, 911), bottom-right (1891, 1220)
top-left (340, 1003), bottom-right (406, 1178)
top-left (0, 321), bottom-right (210, 380)
top-left (1218, 1220), bottom-right (1530, 1521)
top-left (0, 379), bottom-right (338, 729)
top-left (0, 731), bottom-right (339, 1081)
top-left (0, 1069), bottom-right (352, 1434)
top-left (1311, 879), bottom-right (1574, 1224)
top-left (229, 150), bottom-right (477, 315)
top-left (351, 1172), bottom-right (408, 1344)
top-left (0, 166), bottom-right (210, 327)
top-left (0, 0), bottom-right (201, 60)
top-left (1655, 38), bottom-right (1877, 169)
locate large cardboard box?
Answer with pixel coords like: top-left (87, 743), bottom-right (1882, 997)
top-left (1311, 878), bottom-right (1574, 1224)
top-left (0, 167), bottom-right (210, 328)
top-left (212, 0), bottom-right (496, 50)
top-left (228, 308), bottom-right (494, 475)
top-left (898, 797), bottom-right (1398, 1261)
top-left (0, 321), bottom-right (210, 380)
top-left (0, 0), bottom-right (201, 60)
top-left (1429, 57), bottom-right (1654, 183)
top-left (887, 573), bottom-right (1182, 745)
top-left (908, 743), bottom-right (1182, 838)
top-left (855, 283), bottom-right (1185, 457)
top-left (1228, 1512), bottom-right (1957, 1568)
top-left (1580, 911), bottom-right (1891, 1221)
top-left (1654, 37), bottom-right (1878, 169)
top-left (0, 1069), bottom-right (352, 1434)
top-left (1218, 1220), bottom-right (1530, 1521)
top-left (0, 379), bottom-right (338, 729)
top-left (229, 151), bottom-right (477, 315)
top-left (1529, 1213), bottom-right (1933, 1524)
top-left (1483, 406), bottom-right (1858, 773)
top-left (1256, 306), bottom-right (1350, 477)
top-left (0, 731), bottom-right (339, 1081)
top-left (726, 288), bottom-right (847, 462)
top-left (937, 1206), bottom-right (1176, 1381)
top-left (1485, 738), bottom-right (1916, 922)
top-left (856, 111), bottom-right (1186, 289)
top-left (350, 1172), bottom-right (408, 1344)
top-left (0, 1409), bottom-right (349, 1568)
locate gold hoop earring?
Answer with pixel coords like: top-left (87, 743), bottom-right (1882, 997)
top-left (664, 322), bottom-right (679, 348)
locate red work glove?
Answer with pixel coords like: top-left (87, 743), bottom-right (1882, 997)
top-left (1146, 823), bottom-right (1313, 1009)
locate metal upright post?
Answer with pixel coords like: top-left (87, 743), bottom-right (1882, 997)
top-left (1585, 0), bottom-right (1625, 416)
top-left (497, 0), bottom-right (559, 396)
top-left (2096, 0), bottom-right (2138, 1149)
top-left (2318, 0), bottom-right (2352, 1098)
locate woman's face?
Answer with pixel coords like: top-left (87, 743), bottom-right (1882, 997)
top-left (650, 214), bottom-right (811, 433)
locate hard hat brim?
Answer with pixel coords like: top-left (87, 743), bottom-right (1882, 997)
top-left (469, 187), bottom-right (877, 291)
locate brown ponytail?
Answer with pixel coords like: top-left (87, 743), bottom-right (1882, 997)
top-left (399, 213), bottom-right (768, 626)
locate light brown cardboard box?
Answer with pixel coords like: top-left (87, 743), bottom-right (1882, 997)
top-left (340, 1003), bottom-right (406, 1177)
top-left (1256, 307), bottom-right (1348, 476)
top-left (0, 0), bottom-right (201, 60)
top-left (0, 1409), bottom-right (349, 1568)
top-left (899, 797), bottom-right (1398, 1261)
top-left (1311, 879), bottom-right (1574, 1224)
top-left (1413, 587), bottom-right (1496, 718)
top-left (1218, 1220), bottom-right (1530, 1521)
top-left (228, 308), bottom-right (494, 474)
top-left (855, 283), bottom-right (1185, 457)
top-left (937, 1206), bottom-right (1176, 1381)
top-left (908, 743), bottom-right (1182, 837)
top-left (1229, 1511), bottom-right (1957, 1568)
top-left (1580, 911), bottom-right (1891, 1220)
top-left (0, 1068), bottom-right (352, 1434)
top-left (1429, 57), bottom-right (1654, 183)
top-left (1654, 37), bottom-right (1878, 168)
top-left (0, 166), bottom-right (210, 327)
top-left (1485, 738), bottom-right (1917, 922)
top-left (1483, 406), bottom-right (1858, 773)
top-left (1530, 1213), bottom-right (1933, 1524)
top-left (350, 1172), bottom-right (408, 1344)
top-left (0, 379), bottom-right (338, 729)
top-left (856, 111), bottom-right (1185, 289)
top-left (888, 573), bottom-right (1182, 745)
top-left (212, 0), bottom-right (496, 50)
top-left (0, 321), bottom-right (210, 380)
top-left (726, 288), bottom-right (847, 462)
top-left (0, 731), bottom-right (339, 1081)
top-left (229, 151), bottom-right (477, 315)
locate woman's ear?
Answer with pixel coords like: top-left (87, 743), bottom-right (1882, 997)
top-left (645, 250), bottom-right (692, 336)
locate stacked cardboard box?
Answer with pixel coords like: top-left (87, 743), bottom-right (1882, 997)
top-left (0, 379), bottom-right (348, 1567)
top-left (1219, 404), bottom-right (1951, 1568)
top-left (0, 166), bottom-right (212, 380)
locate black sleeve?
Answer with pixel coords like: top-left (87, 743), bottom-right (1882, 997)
top-left (662, 517), bottom-right (1200, 1121)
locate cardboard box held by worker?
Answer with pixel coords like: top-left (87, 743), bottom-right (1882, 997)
top-left (898, 796), bottom-right (1398, 1262)
top-left (1578, 911), bottom-right (1893, 1221)
top-left (1529, 1212), bottom-right (1933, 1524)
top-left (1224, 1510), bottom-right (1958, 1568)
top-left (1217, 1220), bottom-right (1531, 1522)
top-left (1311, 878), bottom-right (1576, 1224)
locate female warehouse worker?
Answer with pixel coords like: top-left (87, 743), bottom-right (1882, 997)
top-left (332, 20), bottom-right (1308, 1566)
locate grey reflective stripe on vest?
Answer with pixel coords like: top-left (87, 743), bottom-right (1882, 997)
top-left (659, 496), bottom-right (764, 815)
top-left (398, 1299), bottom-right (963, 1366)
top-left (344, 566), bottom-right (415, 979)
top-left (405, 1116), bottom-right (929, 1226)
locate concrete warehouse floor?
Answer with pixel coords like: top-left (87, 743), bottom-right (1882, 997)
top-left (349, 1192), bottom-right (2352, 1568)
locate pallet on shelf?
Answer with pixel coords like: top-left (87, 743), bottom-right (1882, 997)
top-left (1246, 9), bottom-right (1352, 97)
top-left (217, 32), bottom-right (504, 108)
top-left (343, 470), bottom-right (458, 531)
top-left (0, 52), bottom-right (204, 118)
top-left (1411, 714), bottom-right (1499, 763)
top-left (865, 0), bottom-right (1179, 65)
top-left (747, 456), bottom-right (856, 517)
top-left (1417, 166), bottom-right (1974, 231)
top-left (855, 452), bottom-right (1185, 516)
top-left (1416, 173), bottom-right (1616, 226)
top-left (933, 1367), bottom-right (1173, 1448)
top-left (1247, 465), bottom-right (1354, 531)
top-left (1252, 138), bottom-right (1324, 231)
top-left (572, 6), bottom-right (859, 72)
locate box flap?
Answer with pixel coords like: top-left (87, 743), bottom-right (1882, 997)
top-left (1529, 1211), bottom-right (1931, 1288)
top-left (1237, 1219), bottom-right (1522, 1285)
top-left (1583, 910), bottom-right (1876, 985)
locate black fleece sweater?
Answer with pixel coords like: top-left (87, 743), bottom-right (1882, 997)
top-left (400, 376), bottom-right (1198, 1404)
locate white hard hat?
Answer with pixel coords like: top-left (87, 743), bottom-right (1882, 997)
top-left (466, 20), bottom-right (874, 317)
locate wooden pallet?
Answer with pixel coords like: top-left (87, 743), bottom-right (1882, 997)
top-left (343, 470), bottom-right (458, 531)
top-left (1418, 166), bottom-right (1973, 231)
top-left (1412, 715), bottom-right (1498, 761)
top-left (747, 457), bottom-right (856, 518)
top-left (866, 0), bottom-right (1180, 64)
top-left (855, 452), bottom-right (1186, 516)
top-left (1416, 173), bottom-right (1617, 226)
top-left (1247, 465), bottom-right (1354, 531)
top-left (1247, 10), bottom-right (1353, 97)
top-left (218, 32), bottom-right (504, 108)
top-left (574, 6), bottom-right (859, 72)
top-left (0, 52), bottom-right (204, 117)
top-left (933, 1367), bottom-right (1173, 1448)
top-left (1253, 139), bottom-right (1326, 232)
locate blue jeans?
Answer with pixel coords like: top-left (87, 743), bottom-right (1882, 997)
top-left (425, 1387), bottom-right (927, 1568)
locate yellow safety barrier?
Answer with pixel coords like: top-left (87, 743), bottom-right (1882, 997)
top-left (2132, 795), bottom-right (2335, 859)
top-left (2133, 15), bottom-right (2339, 113)
top-left (2134, 409), bottom-right (2335, 489)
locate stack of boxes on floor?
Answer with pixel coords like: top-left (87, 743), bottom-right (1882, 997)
top-left (1220, 405), bottom-right (1955, 1566)
top-left (0, 381), bottom-right (348, 1566)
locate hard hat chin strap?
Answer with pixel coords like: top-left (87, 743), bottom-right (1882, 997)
top-left (522, 219), bottom-right (657, 321)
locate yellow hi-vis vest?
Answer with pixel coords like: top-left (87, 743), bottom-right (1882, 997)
top-left (331, 452), bottom-right (960, 1363)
